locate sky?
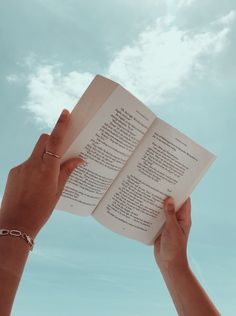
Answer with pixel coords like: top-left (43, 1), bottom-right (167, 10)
top-left (0, 0), bottom-right (236, 315)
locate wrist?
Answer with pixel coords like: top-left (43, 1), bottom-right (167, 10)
top-left (0, 212), bottom-right (38, 239)
top-left (157, 256), bottom-right (190, 275)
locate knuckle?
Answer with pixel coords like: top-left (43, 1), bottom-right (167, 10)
top-left (9, 166), bottom-right (17, 175)
top-left (167, 208), bottom-right (175, 215)
top-left (50, 133), bottom-right (62, 147)
top-left (8, 164), bottom-right (23, 176)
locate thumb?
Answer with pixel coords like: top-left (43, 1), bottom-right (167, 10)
top-left (163, 197), bottom-right (178, 225)
top-left (57, 157), bottom-right (85, 196)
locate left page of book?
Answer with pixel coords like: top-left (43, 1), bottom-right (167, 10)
top-left (56, 85), bottom-right (156, 216)
top-left (57, 75), bottom-right (119, 157)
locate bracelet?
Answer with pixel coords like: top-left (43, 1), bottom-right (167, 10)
top-left (0, 229), bottom-right (34, 251)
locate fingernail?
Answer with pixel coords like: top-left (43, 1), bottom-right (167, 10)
top-left (166, 203), bottom-right (175, 212)
top-left (61, 109), bottom-right (69, 117)
top-left (165, 197), bottom-right (175, 212)
top-left (57, 109), bottom-right (69, 123)
top-left (166, 196), bottom-right (174, 204)
top-left (77, 158), bottom-right (87, 166)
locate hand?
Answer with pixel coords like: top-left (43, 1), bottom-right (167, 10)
top-left (0, 109), bottom-right (84, 239)
top-left (154, 197), bottom-right (191, 270)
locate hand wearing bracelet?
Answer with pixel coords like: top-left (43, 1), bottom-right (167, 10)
top-left (0, 229), bottom-right (34, 251)
top-left (0, 109), bottom-right (85, 316)
top-left (0, 107), bottom-right (220, 316)
top-left (0, 109), bottom-right (85, 239)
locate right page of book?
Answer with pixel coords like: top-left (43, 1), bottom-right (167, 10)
top-left (93, 117), bottom-right (216, 245)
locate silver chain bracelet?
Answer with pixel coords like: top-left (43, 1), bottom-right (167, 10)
top-left (0, 229), bottom-right (34, 251)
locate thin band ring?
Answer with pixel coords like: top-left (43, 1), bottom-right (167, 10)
top-left (44, 150), bottom-right (61, 159)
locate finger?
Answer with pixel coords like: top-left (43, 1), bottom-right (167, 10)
top-left (29, 133), bottom-right (50, 161)
top-left (154, 236), bottom-right (161, 253)
top-left (176, 198), bottom-right (191, 231)
top-left (43, 109), bottom-right (70, 165)
top-left (57, 157), bottom-right (85, 197)
top-left (176, 198), bottom-right (191, 222)
top-left (163, 197), bottom-right (178, 225)
top-left (154, 235), bottom-right (161, 247)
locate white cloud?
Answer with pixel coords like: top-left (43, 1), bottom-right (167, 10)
top-left (23, 66), bottom-right (94, 127)
top-left (106, 14), bottom-right (232, 104)
top-left (8, 9), bottom-right (235, 128)
top-left (216, 10), bottom-right (236, 26)
top-left (177, 0), bottom-right (195, 9)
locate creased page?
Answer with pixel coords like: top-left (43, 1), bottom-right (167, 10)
top-left (93, 117), bottom-right (216, 244)
top-left (56, 85), bottom-right (156, 216)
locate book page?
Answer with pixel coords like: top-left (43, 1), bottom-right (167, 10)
top-left (56, 85), bottom-right (156, 216)
top-left (58, 75), bottom-right (119, 157)
top-left (93, 117), bottom-right (216, 244)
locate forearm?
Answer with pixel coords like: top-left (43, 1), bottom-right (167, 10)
top-left (159, 262), bottom-right (221, 316)
top-left (0, 234), bottom-right (30, 316)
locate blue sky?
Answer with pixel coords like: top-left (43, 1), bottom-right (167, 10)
top-left (0, 0), bottom-right (236, 315)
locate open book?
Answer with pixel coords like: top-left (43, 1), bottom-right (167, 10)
top-left (56, 75), bottom-right (216, 245)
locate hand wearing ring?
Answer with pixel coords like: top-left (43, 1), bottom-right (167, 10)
top-left (44, 151), bottom-right (61, 159)
top-left (0, 108), bottom-right (85, 239)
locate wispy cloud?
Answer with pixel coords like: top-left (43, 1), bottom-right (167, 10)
top-left (7, 6), bottom-right (235, 128)
top-left (106, 13), bottom-right (232, 104)
top-left (217, 10), bottom-right (235, 26)
top-left (6, 74), bottom-right (20, 83)
top-left (176, 0), bottom-right (195, 9)
top-left (23, 66), bottom-right (94, 127)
